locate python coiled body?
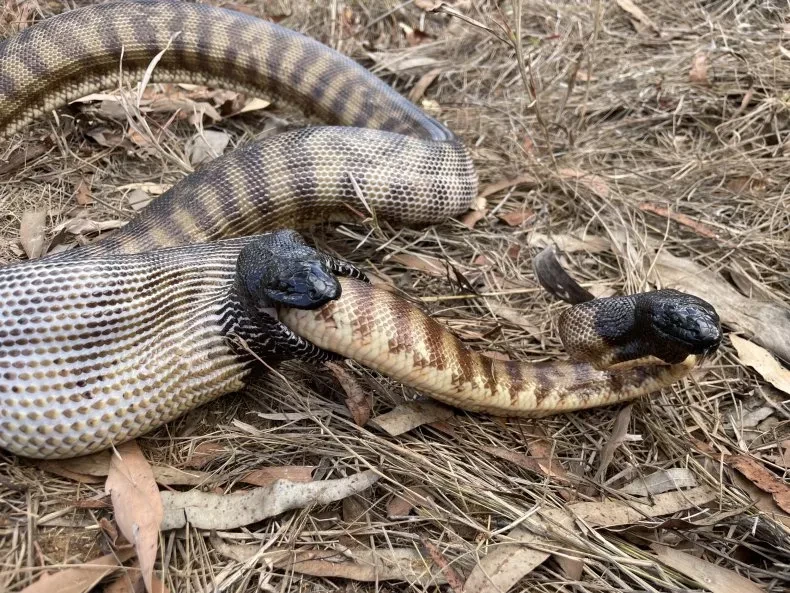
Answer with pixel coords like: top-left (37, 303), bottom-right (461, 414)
top-left (0, 1), bottom-right (721, 459)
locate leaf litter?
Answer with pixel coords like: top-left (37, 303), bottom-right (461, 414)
top-left (3, 0), bottom-right (790, 592)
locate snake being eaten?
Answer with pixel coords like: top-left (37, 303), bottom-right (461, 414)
top-left (0, 1), bottom-right (721, 459)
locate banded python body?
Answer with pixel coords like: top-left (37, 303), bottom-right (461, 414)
top-left (0, 1), bottom-right (721, 459)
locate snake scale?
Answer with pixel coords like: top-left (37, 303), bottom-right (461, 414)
top-left (0, 1), bottom-right (721, 459)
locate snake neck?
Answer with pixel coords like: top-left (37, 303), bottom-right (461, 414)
top-left (221, 269), bottom-right (332, 365)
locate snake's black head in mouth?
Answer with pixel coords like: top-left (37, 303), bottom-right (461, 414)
top-left (237, 231), bottom-right (342, 310)
top-left (636, 289), bottom-right (722, 363)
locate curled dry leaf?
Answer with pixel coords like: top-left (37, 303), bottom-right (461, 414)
top-left (213, 539), bottom-right (447, 586)
top-left (186, 129), bottom-right (230, 166)
top-left (689, 52), bottom-right (710, 86)
top-left (498, 208), bottom-right (535, 227)
top-left (478, 173), bottom-right (539, 199)
top-left (420, 537), bottom-right (464, 592)
top-left (557, 167), bottom-right (610, 198)
top-left (726, 454), bottom-right (790, 514)
top-left (615, 0), bottom-right (660, 34)
top-left (19, 210), bottom-right (46, 259)
top-left (391, 252), bottom-right (447, 276)
top-left (480, 444), bottom-right (573, 484)
top-left (595, 404), bottom-right (633, 482)
top-left (325, 361), bottom-right (372, 426)
top-left (460, 196), bottom-right (488, 229)
top-left (240, 465), bottom-right (315, 487)
top-left (19, 546), bottom-right (136, 593)
top-left (51, 218), bottom-right (124, 236)
top-left (731, 335), bottom-right (790, 396)
top-left (74, 178), bottom-right (94, 206)
top-left (371, 401), bottom-right (454, 436)
top-left (408, 67), bottom-right (443, 103)
top-left (568, 486), bottom-right (718, 527)
top-left (619, 468), bottom-right (698, 496)
top-left (105, 441), bottom-right (163, 593)
top-left (185, 441), bottom-right (228, 468)
top-left (651, 543), bottom-right (763, 593)
top-left (387, 486), bottom-right (434, 518)
top-left (160, 470), bottom-right (379, 530)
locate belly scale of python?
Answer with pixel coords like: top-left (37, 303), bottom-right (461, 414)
top-left (0, 1), bottom-right (722, 459)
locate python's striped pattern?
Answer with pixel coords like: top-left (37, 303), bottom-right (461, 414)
top-left (1, 1), bottom-right (476, 257)
top-left (280, 279), bottom-right (698, 416)
top-left (0, 239), bottom-right (256, 458)
top-left (0, 1), bottom-right (709, 459)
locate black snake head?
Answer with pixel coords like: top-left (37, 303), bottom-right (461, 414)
top-left (237, 230), bottom-right (342, 310)
top-left (560, 289), bottom-right (722, 368)
top-left (638, 289), bottom-right (722, 362)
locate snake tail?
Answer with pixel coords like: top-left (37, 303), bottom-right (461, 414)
top-left (0, 0), bottom-right (476, 256)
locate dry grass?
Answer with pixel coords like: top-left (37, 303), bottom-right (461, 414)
top-left (1, 0), bottom-right (790, 591)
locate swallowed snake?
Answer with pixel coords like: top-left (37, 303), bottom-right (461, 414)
top-left (0, 1), bottom-right (721, 459)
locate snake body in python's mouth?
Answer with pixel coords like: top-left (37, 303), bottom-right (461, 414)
top-left (0, 1), bottom-right (721, 459)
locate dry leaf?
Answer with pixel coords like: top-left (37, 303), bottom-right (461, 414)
top-left (127, 189), bottom-right (153, 212)
top-left (19, 210), bottom-right (46, 259)
top-left (498, 209), bottom-right (535, 227)
top-left (185, 442), bottom-right (228, 468)
top-left (186, 130), bottom-right (230, 166)
top-left (726, 454), bottom-right (790, 514)
top-left (51, 218), bottom-right (124, 236)
top-left (651, 544), bottom-right (763, 593)
top-left (151, 466), bottom-right (214, 486)
top-left (615, 0), bottom-right (660, 34)
top-left (326, 361), bottom-right (372, 425)
top-left (619, 468), bottom-right (698, 496)
top-left (731, 335), bottom-right (790, 396)
top-left (161, 470), bottom-right (379, 530)
top-left (689, 52), bottom-right (710, 85)
top-left (36, 451), bottom-right (111, 483)
top-left (391, 252), bottom-right (446, 276)
top-left (213, 539), bottom-right (446, 585)
top-left (240, 466), bottom-right (315, 487)
top-left (415, 0), bottom-right (443, 10)
top-left (19, 547), bottom-right (136, 593)
top-left (371, 402), bottom-right (454, 436)
top-left (638, 202), bottom-right (719, 239)
top-left (74, 178), bottom-right (94, 206)
top-left (557, 167), bottom-right (610, 198)
top-left (237, 97), bottom-right (271, 114)
top-left (460, 208), bottom-right (488, 229)
top-left (105, 441), bottom-right (163, 593)
top-left (568, 486), bottom-right (718, 527)
top-left (478, 173), bottom-right (539, 199)
top-left (595, 405), bottom-right (633, 481)
top-left (480, 445), bottom-right (572, 484)
top-left (420, 537), bottom-right (464, 592)
top-left (525, 426), bottom-right (576, 489)
top-left (104, 561), bottom-right (170, 593)
top-left (408, 67), bottom-right (443, 102)
top-left (463, 526), bottom-right (552, 592)
top-left (386, 486), bottom-right (434, 518)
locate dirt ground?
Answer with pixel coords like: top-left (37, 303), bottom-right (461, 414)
top-left (1, 0), bottom-right (790, 591)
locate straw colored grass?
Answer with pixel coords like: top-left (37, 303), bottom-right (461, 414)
top-left (1, 0), bottom-right (789, 591)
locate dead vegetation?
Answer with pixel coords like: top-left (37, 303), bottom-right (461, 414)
top-left (1, 0), bottom-right (790, 591)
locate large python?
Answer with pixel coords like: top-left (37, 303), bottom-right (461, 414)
top-left (0, 1), bottom-right (721, 459)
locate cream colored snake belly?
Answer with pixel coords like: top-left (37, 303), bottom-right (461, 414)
top-left (0, 1), bottom-right (721, 459)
